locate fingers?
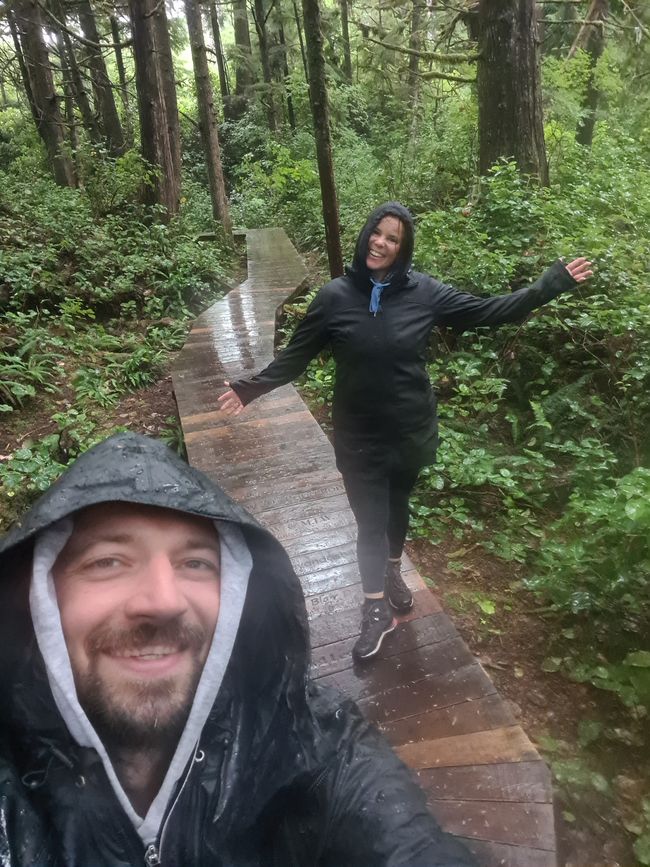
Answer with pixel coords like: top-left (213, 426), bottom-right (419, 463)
top-left (220, 399), bottom-right (244, 416)
top-left (565, 257), bottom-right (594, 283)
top-left (218, 385), bottom-right (244, 416)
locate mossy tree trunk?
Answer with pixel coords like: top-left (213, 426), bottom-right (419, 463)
top-left (477, 0), bottom-right (549, 185)
top-left (185, 0), bottom-right (233, 239)
top-left (302, 0), bottom-right (343, 277)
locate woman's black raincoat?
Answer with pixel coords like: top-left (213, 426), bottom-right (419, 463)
top-left (230, 202), bottom-right (577, 474)
top-left (0, 432), bottom-right (475, 866)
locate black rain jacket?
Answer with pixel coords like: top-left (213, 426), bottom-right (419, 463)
top-left (0, 432), bottom-right (475, 867)
top-left (231, 203), bottom-right (577, 475)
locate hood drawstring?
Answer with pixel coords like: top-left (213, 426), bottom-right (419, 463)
top-left (369, 277), bottom-right (391, 316)
top-left (21, 736), bottom-right (77, 790)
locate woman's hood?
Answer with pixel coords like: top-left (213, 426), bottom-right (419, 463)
top-left (347, 200), bottom-right (415, 290)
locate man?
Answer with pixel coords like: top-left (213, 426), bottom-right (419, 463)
top-left (0, 432), bottom-right (475, 866)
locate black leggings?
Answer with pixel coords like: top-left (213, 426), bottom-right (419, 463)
top-left (342, 465), bottom-right (421, 595)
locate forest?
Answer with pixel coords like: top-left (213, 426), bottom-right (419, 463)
top-left (0, 0), bottom-right (649, 863)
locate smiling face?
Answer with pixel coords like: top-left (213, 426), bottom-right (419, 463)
top-left (52, 502), bottom-right (221, 748)
top-left (366, 215), bottom-right (403, 280)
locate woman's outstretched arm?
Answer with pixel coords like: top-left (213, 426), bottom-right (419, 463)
top-left (218, 287), bottom-right (332, 415)
top-left (434, 258), bottom-right (593, 332)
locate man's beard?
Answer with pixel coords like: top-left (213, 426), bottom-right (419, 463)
top-left (74, 620), bottom-right (209, 751)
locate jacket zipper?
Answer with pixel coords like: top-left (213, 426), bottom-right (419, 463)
top-left (143, 742), bottom-right (201, 867)
top-left (144, 843), bottom-right (160, 866)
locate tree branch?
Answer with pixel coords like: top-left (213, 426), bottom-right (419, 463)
top-left (621, 0), bottom-right (650, 38)
top-left (360, 31), bottom-right (479, 62)
top-left (36, 1), bottom-right (133, 50)
top-left (263, 0), bottom-right (277, 26)
top-left (420, 69), bottom-right (475, 83)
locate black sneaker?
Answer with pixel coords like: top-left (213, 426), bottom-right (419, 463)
top-left (385, 560), bottom-right (414, 612)
top-left (352, 599), bottom-right (396, 661)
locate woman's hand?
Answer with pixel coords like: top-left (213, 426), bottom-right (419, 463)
top-left (565, 257), bottom-right (593, 283)
top-left (218, 381), bottom-right (245, 416)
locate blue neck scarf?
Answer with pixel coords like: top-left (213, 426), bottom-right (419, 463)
top-left (369, 276), bottom-right (391, 316)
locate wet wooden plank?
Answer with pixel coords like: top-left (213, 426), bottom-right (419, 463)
top-left (269, 510), bottom-right (357, 547)
top-left (432, 800), bottom-right (555, 850)
top-left (291, 540), bottom-right (359, 578)
top-left (459, 838), bottom-right (557, 867)
top-left (415, 761), bottom-right (553, 804)
top-left (228, 470), bottom-right (343, 512)
top-left (282, 523), bottom-right (358, 558)
top-left (317, 637), bottom-right (475, 702)
top-left (260, 494), bottom-right (350, 525)
top-left (380, 693), bottom-right (516, 746)
top-left (185, 410), bottom-right (317, 444)
top-left (360, 663), bottom-right (497, 724)
top-left (396, 726), bottom-right (540, 770)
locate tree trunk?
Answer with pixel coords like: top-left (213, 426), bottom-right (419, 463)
top-left (340, 0), bottom-right (352, 82)
top-left (253, 0), bottom-right (278, 132)
top-left (7, 7), bottom-right (40, 126)
top-left (77, 0), bottom-right (125, 156)
top-left (232, 0), bottom-right (254, 118)
top-left (207, 1), bottom-right (231, 113)
top-left (184, 0), bottom-right (232, 239)
top-left (275, 0), bottom-right (296, 130)
top-left (477, 0), bottom-right (549, 185)
top-left (129, 0), bottom-right (181, 215)
top-left (53, 25), bottom-right (79, 182)
top-left (60, 24), bottom-right (102, 144)
top-left (574, 0), bottom-right (608, 147)
top-left (151, 2), bottom-right (182, 188)
top-left (301, 0), bottom-right (343, 277)
top-left (13, 0), bottom-right (75, 186)
top-left (110, 14), bottom-right (134, 147)
top-left (293, 0), bottom-right (309, 84)
top-left (49, 0), bottom-right (102, 144)
top-left (409, 0), bottom-right (422, 105)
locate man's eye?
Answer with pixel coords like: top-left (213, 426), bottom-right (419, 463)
top-left (184, 559), bottom-right (217, 571)
top-left (86, 557), bottom-right (122, 571)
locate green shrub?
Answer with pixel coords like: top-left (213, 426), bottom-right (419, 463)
top-left (527, 468), bottom-right (650, 710)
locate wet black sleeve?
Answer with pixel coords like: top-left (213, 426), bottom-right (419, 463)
top-left (321, 709), bottom-right (477, 867)
top-left (228, 289), bottom-right (331, 406)
top-left (0, 754), bottom-right (60, 866)
top-left (433, 260), bottom-right (577, 332)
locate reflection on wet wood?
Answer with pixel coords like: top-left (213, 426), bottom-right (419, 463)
top-left (459, 838), bottom-right (557, 867)
top-left (416, 761), bottom-right (553, 803)
top-left (172, 227), bottom-right (557, 866)
top-left (433, 800), bottom-right (555, 849)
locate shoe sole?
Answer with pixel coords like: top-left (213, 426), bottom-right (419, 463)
top-left (387, 595), bottom-right (414, 613)
top-left (353, 619), bottom-right (397, 661)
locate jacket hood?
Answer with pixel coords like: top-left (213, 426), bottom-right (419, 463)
top-left (0, 432), bottom-right (310, 845)
top-left (347, 201), bottom-right (415, 291)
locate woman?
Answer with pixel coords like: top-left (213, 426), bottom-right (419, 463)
top-left (219, 202), bottom-right (593, 662)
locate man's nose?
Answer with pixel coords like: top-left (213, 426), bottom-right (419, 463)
top-left (124, 555), bottom-right (188, 620)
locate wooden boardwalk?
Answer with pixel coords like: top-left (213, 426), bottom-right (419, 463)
top-left (172, 228), bottom-right (557, 867)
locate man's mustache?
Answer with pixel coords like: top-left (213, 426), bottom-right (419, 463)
top-left (85, 620), bottom-right (208, 655)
